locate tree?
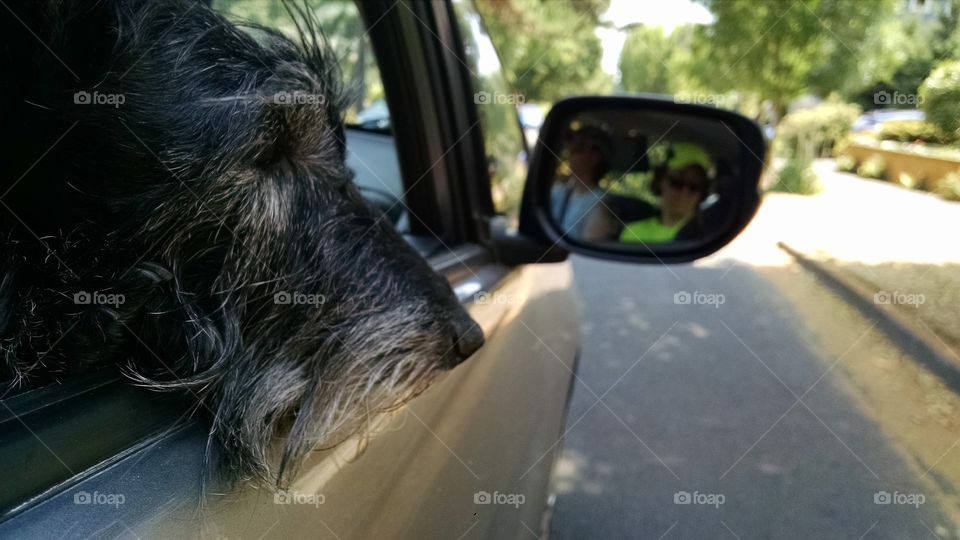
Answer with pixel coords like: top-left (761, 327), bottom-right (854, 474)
top-left (691, 0), bottom-right (896, 116)
top-left (617, 25), bottom-right (676, 94)
top-left (933, 0), bottom-right (960, 60)
top-left (212, 0), bottom-right (382, 120)
top-left (920, 60), bottom-right (960, 138)
top-left (846, 14), bottom-right (939, 110)
top-left (475, 0), bottom-right (611, 102)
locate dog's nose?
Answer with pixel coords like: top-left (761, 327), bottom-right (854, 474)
top-left (452, 314), bottom-right (484, 361)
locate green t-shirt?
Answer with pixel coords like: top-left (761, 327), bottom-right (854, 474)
top-left (619, 217), bottom-right (685, 244)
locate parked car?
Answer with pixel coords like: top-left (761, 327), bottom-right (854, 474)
top-left (852, 108), bottom-right (926, 132)
top-left (0, 1), bottom-right (764, 538)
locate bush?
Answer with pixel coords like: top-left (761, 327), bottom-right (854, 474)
top-left (897, 172), bottom-right (922, 190)
top-left (856, 154), bottom-right (886, 179)
top-left (776, 102), bottom-right (861, 158)
top-left (878, 120), bottom-right (947, 144)
top-left (770, 151), bottom-right (819, 195)
top-left (833, 135), bottom-right (852, 156)
top-left (835, 154), bottom-right (858, 173)
top-left (920, 60), bottom-right (960, 140)
top-left (936, 172), bottom-right (960, 201)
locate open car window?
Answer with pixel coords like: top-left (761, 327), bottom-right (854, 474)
top-left (212, 0), bottom-right (406, 232)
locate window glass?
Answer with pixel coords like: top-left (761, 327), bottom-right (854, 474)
top-left (451, 0), bottom-right (529, 226)
top-left (213, 0), bottom-right (407, 231)
top-left (212, 0), bottom-right (387, 128)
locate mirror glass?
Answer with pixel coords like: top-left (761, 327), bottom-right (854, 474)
top-left (545, 108), bottom-right (750, 249)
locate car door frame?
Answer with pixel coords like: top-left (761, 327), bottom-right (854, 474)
top-left (359, 0), bottom-right (498, 250)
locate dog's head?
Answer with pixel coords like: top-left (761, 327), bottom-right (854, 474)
top-left (0, 0), bottom-right (483, 484)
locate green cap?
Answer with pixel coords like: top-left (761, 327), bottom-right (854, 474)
top-left (667, 143), bottom-right (712, 172)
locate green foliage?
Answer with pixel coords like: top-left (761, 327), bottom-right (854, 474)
top-left (832, 134), bottom-right (857, 157)
top-left (475, 0), bottom-right (611, 102)
top-left (897, 172), bottom-right (922, 190)
top-left (932, 0), bottom-right (960, 60)
top-left (857, 154), bottom-right (887, 179)
top-left (835, 154), bottom-right (858, 173)
top-left (212, 0), bottom-right (382, 121)
top-left (617, 26), bottom-right (676, 94)
top-left (833, 7), bottom-right (937, 105)
top-left (771, 156), bottom-right (819, 195)
top-left (452, 2), bottom-right (530, 223)
top-left (843, 0), bottom-right (960, 109)
top-left (775, 102), bottom-right (861, 158)
top-left (692, 0), bottom-right (896, 114)
top-left (920, 60), bottom-right (960, 140)
top-left (936, 171), bottom-right (960, 201)
top-left (878, 120), bottom-right (948, 144)
top-left (770, 140), bottom-right (819, 195)
top-left (807, 7), bottom-right (906, 99)
top-left (601, 171), bottom-right (656, 203)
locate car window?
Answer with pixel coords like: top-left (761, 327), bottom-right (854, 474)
top-left (451, 0), bottom-right (529, 227)
top-left (212, 0), bottom-right (386, 126)
top-left (212, 0), bottom-right (407, 232)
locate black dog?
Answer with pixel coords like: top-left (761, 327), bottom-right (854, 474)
top-left (0, 0), bottom-right (483, 485)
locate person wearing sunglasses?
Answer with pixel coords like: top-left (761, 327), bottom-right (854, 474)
top-left (619, 143), bottom-right (712, 245)
top-left (551, 125), bottom-right (619, 241)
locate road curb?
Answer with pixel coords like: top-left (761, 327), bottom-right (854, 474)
top-left (777, 241), bottom-right (960, 394)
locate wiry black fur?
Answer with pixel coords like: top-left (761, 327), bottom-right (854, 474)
top-left (0, 0), bottom-right (482, 485)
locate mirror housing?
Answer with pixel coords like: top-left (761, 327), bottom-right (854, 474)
top-left (518, 95), bottom-right (767, 264)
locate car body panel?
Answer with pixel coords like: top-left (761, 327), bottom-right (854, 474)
top-left (0, 261), bottom-right (578, 539)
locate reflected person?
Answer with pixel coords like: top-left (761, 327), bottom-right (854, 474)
top-left (551, 126), bottom-right (616, 240)
top-left (620, 143), bottom-right (711, 244)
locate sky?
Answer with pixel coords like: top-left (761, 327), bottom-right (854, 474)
top-left (598, 0), bottom-right (714, 75)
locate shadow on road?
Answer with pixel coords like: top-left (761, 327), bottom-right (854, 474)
top-left (548, 256), bottom-right (958, 539)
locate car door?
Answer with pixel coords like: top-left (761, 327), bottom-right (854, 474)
top-left (0, 1), bottom-right (579, 538)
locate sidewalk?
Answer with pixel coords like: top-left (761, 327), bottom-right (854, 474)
top-left (770, 158), bottom-right (960, 356)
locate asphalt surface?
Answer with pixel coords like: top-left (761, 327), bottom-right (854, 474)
top-left (548, 253), bottom-right (960, 539)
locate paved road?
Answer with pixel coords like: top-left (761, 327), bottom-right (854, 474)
top-left (548, 246), bottom-right (960, 539)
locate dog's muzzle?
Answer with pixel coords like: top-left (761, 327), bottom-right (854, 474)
top-left (452, 313), bottom-right (484, 363)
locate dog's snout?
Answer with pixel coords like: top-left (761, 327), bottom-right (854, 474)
top-left (452, 313), bottom-right (484, 361)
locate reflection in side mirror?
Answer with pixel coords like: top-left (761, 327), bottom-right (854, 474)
top-left (519, 96), bottom-right (767, 263)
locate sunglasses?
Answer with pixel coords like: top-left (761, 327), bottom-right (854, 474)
top-left (666, 176), bottom-right (705, 194)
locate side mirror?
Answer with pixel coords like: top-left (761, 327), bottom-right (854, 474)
top-left (517, 96), bottom-right (766, 263)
